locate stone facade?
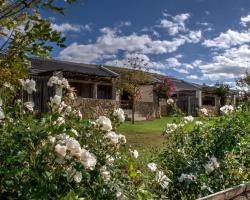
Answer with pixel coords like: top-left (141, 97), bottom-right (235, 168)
top-left (199, 183), bottom-right (250, 200)
top-left (72, 97), bottom-right (120, 119)
top-left (139, 85), bottom-right (154, 103)
top-left (134, 101), bottom-right (156, 120)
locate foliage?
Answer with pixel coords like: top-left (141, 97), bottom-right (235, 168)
top-left (214, 84), bottom-right (230, 107)
top-left (118, 56), bottom-right (150, 124)
top-left (0, 77), bottom-right (168, 200)
top-left (0, 0), bottom-right (75, 85)
top-left (236, 71), bottom-right (250, 101)
top-left (153, 78), bottom-right (176, 98)
top-left (158, 106), bottom-right (250, 199)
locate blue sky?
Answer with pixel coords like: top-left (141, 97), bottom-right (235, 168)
top-left (44, 0), bottom-right (250, 85)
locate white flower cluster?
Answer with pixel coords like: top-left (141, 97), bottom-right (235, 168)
top-left (155, 171), bottom-right (171, 189)
top-left (195, 121), bottom-right (203, 126)
top-left (113, 108), bottom-right (125, 122)
top-left (184, 116), bottom-right (194, 123)
top-left (105, 131), bottom-right (126, 145)
top-left (0, 98), bottom-right (4, 120)
top-left (147, 162), bottom-right (157, 172)
top-left (200, 108), bottom-right (208, 116)
top-left (204, 156), bottom-right (220, 173)
top-left (129, 149), bottom-right (139, 158)
top-left (24, 101), bottom-right (34, 112)
top-left (100, 165), bottom-right (111, 182)
top-left (167, 98), bottom-right (174, 105)
top-left (165, 123), bottom-right (178, 134)
top-left (96, 116), bottom-right (112, 131)
top-left (220, 105), bottom-right (234, 115)
top-left (178, 173), bottom-right (197, 182)
top-left (19, 79), bottom-right (36, 94)
top-left (47, 76), bottom-right (70, 89)
top-left (3, 82), bottom-right (14, 91)
top-left (52, 134), bottom-right (97, 170)
top-left (49, 95), bottom-right (74, 116)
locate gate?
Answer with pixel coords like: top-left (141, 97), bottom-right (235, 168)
top-left (176, 96), bottom-right (198, 116)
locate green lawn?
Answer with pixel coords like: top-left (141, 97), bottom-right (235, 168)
top-left (117, 117), bottom-right (180, 150)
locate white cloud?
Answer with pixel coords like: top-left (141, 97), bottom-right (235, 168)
top-left (202, 29), bottom-right (250, 49)
top-left (240, 14), bottom-right (250, 27)
top-left (51, 23), bottom-right (91, 33)
top-left (59, 27), bottom-right (194, 63)
top-left (186, 75), bottom-right (199, 79)
top-left (199, 45), bottom-right (250, 80)
top-left (181, 30), bottom-right (202, 43)
top-left (174, 68), bottom-right (189, 74)
top-left (166, 57), bottom-right (181, 67)
top-left (159, 13), bottom-right (190, 35)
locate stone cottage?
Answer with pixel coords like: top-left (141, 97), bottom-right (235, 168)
top-left (28, 57), bottom-right (236, 120)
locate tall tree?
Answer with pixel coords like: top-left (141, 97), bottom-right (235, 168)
top-left (119, 56), bottom-right (149, 124)
top-left (0, 0), bottom-right (75, 86)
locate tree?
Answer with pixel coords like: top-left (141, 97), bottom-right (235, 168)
top-left (0, 0), bottom-right (75, 86)
top-left (214, 83), bottom-right (230, 107)
top-left (153, 77), bottom-right (176, 118)
top-left (236, 71), bottom-right (250, 101)
top-left (118, 56), bottom-right (149, 124)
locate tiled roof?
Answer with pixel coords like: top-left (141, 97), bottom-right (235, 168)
top-left (29, 57), bottom-right (119, 78)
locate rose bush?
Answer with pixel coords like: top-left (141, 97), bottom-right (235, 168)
top-left (158, 106), bottom-right (250, 199)
top-left (0, 78), bottom-right (167, 200)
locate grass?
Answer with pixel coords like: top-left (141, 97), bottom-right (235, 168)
top-left (117, 117), bottom-right (180, 150)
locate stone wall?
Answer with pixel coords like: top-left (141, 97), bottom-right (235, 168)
top-left (138, 85), bottom-right (154, 103)
top-left (134, 101), bottom-right (156, 120)
top-left (72, 98), bottom-right (120, 119)
top-left (199, 183), bottom-right (250, 200)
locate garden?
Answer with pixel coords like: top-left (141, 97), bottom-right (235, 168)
top-left (0, 77), bottom-right (249, 199)
top-left (0, 1), bottom-right (249, 199)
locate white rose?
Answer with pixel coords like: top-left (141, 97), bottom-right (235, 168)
top-left (66, 137), bottom-right (81, 157)
top-left (20, 79), bottom-right (36, 94)
top-left (50, 95), bottom-right (62, 106)
top-left (96, 116), bottom-right (112, 131)
top-left (147, 162), bottom-right (157, 172)
top-left (184, 116), bottom-right (194, 123)
top-left (47, 76), bottom-right (59, 87)
top-left (0, 108), bottom-right (5, 120)
top-left (80, 149), bottom-right (97, 170)
top-left (56, 117), bottom-right (65, 126)
top-left (130, 149), bottom-right (139, 158)
top-left (105, 131), bottom-right (119, 145)
top-left (155, 171), bottom-right (170, 189)
top-left (113, 108), bottom-right (125, 122)
top-left (118, 134), bottom-right (126, 144)
top-left (65, 105), bottom-right (72, 114)
top-left (24, 101), bottom-right (34, 112)
top-left (100, 166), bottom-right (111, 182)
top-left (195, 121), bottom-right (203, 126)
top-left (55, 144), bottom-right (67, 157)
top-left (73, 171), bottom-right (82, 183)
top-left (167, 98), bottom-right (174, 105)
top-left (48, 136), bottom-right (56, 144)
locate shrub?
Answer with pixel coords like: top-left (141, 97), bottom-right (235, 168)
top-left (159, 106), bottom-right (250, 199)
top-left (0, 79), bottom-right (167, 199)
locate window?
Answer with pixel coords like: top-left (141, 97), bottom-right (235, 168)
top-left (97, 85), bottom-right (112, 99)
top-left (202, 96), bottom-right (215, 106)
top-left (70, 82), bottom-right (93, 98)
